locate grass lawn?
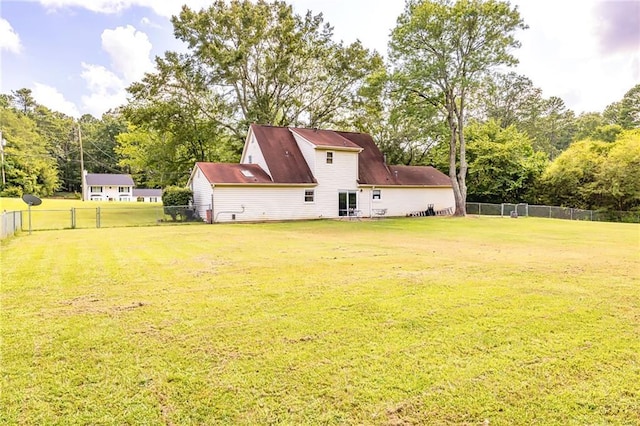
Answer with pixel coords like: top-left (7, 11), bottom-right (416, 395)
top-left (1, 197), bottom-right (176, 230)
top-left (1, 217), bottom-right (639, 425)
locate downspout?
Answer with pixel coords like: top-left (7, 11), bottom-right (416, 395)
top-left (211, 184), bottom-right (216, 224)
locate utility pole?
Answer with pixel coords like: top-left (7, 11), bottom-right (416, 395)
top-left (0, 130), bottom-right (6, 187)
top-left (78, 123), bottom-right (85, 201)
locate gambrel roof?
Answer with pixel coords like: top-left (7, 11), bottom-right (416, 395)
top-left (250, 125), bottom-right (317, 184)
top-left (197, 125), bottom-right (451, 187)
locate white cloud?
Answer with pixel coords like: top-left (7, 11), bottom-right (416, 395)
top-left (511, 0), bottom-right (637, 114)
top-left (0, 18), bottom-right (23, 53)
top-left (38, 0), bottom-right (212, 17)
top-left (79, 24), bottom-right (156, 116)
top-left (80, 62), bottom-right (127, 116)
top-left (32, 82), bottom-right (81, 117)
top-left (101, 25), bottom-right (154, 82)
top-left (140, 17), bottom-right (163, 29)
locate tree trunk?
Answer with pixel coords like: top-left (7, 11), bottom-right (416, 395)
top-left (446, 94), bottom-right (466, 217)
top-left (446, 100), bottom-right (466, 216)
top-left (455, 101), bottom-right (468, 217)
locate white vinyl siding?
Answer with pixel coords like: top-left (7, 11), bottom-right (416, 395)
top-left (212, 186), bottom-right (319, 222)
top-left (312, 149), bottom-right (359, 218)
top-left (189, 166), bottom-right (214, 220)
top-left (241, 132), bottom-right (273, 179)
top-left (359, 187), bottom-right (456, 217)
top-left (292, 133), bottom-right (317, 176)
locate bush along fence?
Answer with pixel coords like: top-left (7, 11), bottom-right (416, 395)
top-left (466, 202), bottom-right (640, 223)
top-left (0, 204), bottom-right (208, 238)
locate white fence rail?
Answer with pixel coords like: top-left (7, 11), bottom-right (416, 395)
top-left (1, 210), bottom-right (22, 239)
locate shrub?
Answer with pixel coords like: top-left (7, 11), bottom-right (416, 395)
top-left (162, 186), bottom-right (194, 221)
top-left (1, 186), bottom-right (23, 198)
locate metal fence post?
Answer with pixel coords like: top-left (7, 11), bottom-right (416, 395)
top-left (96, 207), bottom-right (101, 228)
top-left (71, 208), bottom-right (76, 229)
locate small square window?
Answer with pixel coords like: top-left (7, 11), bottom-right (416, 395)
top-left (326, 152), bottom-right (333, 164)
top-left (304, 190), bottom-right (314, 203)
top-left (373, 189), bottom-right (381, 200)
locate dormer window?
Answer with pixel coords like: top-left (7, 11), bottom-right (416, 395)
top-left (326, 151), bottom-right (333, 164)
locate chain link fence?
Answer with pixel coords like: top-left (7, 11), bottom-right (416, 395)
top-left (1, 204), bottom-right (210, 238)
top-left (466, 202), bottom-right (640, 223)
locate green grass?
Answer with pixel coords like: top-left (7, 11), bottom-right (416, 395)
top-left (1, 217), bottom-right (639, 425)
top-left (1, 197), bottom-right (178, 230)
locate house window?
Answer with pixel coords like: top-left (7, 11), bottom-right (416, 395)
top-left (150, 197), bottom-right (158, 203)
top-left (326, 152), bottom-right (333, 164)
top-left (248, 155), bottom-right (253, 164)
top-left (373, 189), bottom-right (381, 200)
top-left (118, 186), bottom-right (129, 193)
top-left (304, 189), bottom-right (314, 203)
top-left (90, 186), bottom-right (102, 192)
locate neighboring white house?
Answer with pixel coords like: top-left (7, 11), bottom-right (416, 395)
top-left (188, 124), bottom-right (455, 223)
top-left (83, 172), bottom-right (135, 201)
top-left (133, 188), bottom-right (163, 203)
top-left (83, 172), bottom-right (161, 202)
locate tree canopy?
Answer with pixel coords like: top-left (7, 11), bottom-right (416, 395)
top-left (389, 0), bottom-right (527, 215)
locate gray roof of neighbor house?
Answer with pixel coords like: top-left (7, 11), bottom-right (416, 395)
top-left (132, 188), bottom-right (163, 197)
top-left (85, 173), bottom-right (134, 186)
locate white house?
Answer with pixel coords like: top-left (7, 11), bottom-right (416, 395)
top-left (83, 172), bottom-right (135, 201)
top-left (83, 172), bottom-right (162, 202)
top-left (133, 188), bottom-right (163, 203)
top-left (188, 125), bottom-right (455, 223)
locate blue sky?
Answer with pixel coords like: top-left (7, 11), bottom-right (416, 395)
top-left (1, 0), bottom-right (638, 118)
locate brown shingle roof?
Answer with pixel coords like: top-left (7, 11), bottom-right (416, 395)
top-left (336, 131), bottom-right (394, 185)
top-left (250, 125), bottom-right (317, 184)
top-left (196, 163), bottom-right (274, 184)
top-left (387, 165), bottom-right (452, 186)
top-left (291, 128), bottom-right (362, 150)
top-left (85, 173), bottom-right (134, 186)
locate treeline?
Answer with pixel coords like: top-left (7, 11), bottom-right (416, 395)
top-left (1, 0), bottom-right (638, 213)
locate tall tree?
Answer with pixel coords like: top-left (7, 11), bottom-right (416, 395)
top-left (172, 0), bottom-right (380, 130)
top-left (11, 88), bottom-right (37, 114)
top-left (603, 84), bottom-right (640, 129)
top-left (465, 120), bottom-right (547, 203)
top-left (0, 105), bottom-right (59, 195)
top-left (123, 0), bottom-right (380, 185)
top-left (32, 105), bottom-right (79, 192)
top-left (389, 0), bottom-right (526, 215)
